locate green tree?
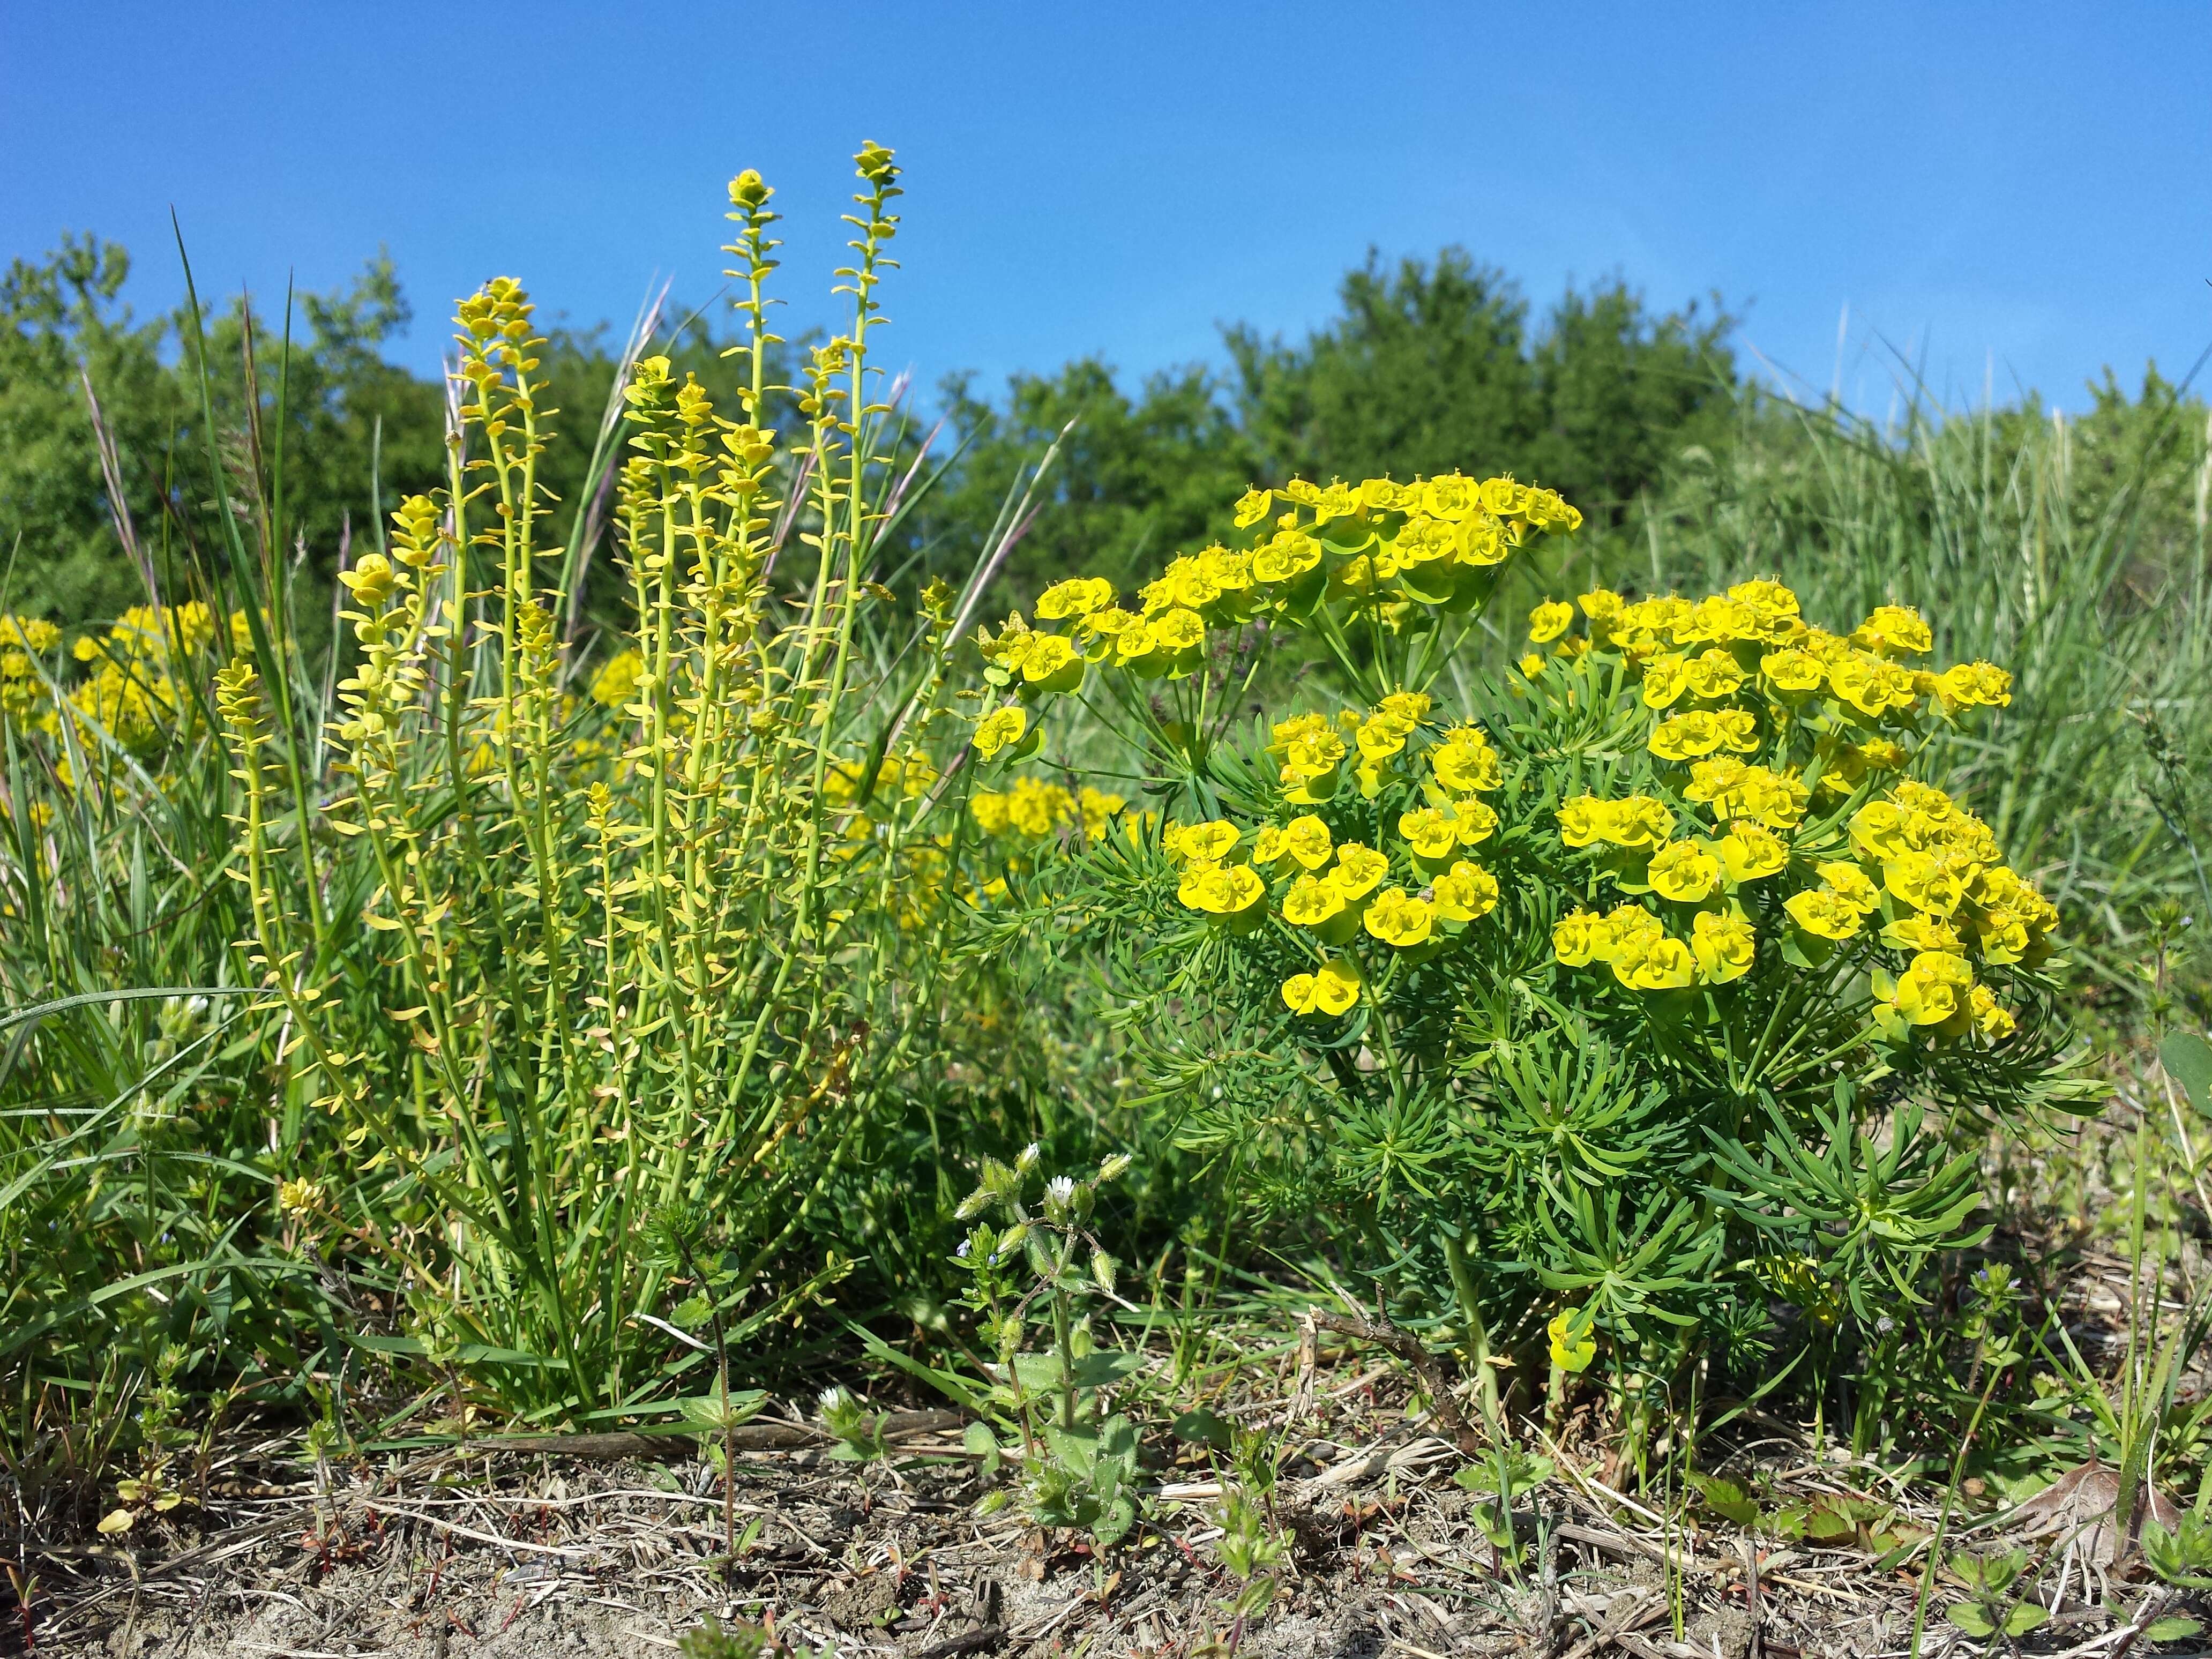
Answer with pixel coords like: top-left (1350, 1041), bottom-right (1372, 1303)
top-left (927, 358), bottom-right (1258, 601)
top-left (1227, 248), bottom-right (1737, 525)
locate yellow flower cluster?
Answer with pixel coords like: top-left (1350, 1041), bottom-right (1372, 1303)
top-left (0, 615), bottom-right (62, 735)
top-left (1525, 582), bottom-right (2013, 793)
top-left (970, 471), bottom-right (1578, 757)
top-left (970, 776), bottom-right (1126, 845)
top-left (1160, 693), bottom-right (1508, 1017)
top-left (1533, 580), bottom-right (2047, 1043)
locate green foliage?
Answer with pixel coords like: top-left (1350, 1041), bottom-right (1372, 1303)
top-left (1943, 1548), bottom-right (2047, 1639)
top-left (1229, 251), bottom-right (1737, 525)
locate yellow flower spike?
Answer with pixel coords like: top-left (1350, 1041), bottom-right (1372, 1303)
top-left (972, 704), bottom-right (1029, 759)
top-left (1398, 806), bottom-right (1459, 865)
top-left (1691, 910), bottom-right (1757, 984)
top-left (1716, 821), bottom-right (1787, 883)
top-left (1935, 660), bottom-right (2013, 712)
top-left (1362, 886), bottom-right (1434, 948)
top-left (1331, 843), bottom-right (1390, 901)
top-left (1650, 709), bottom-right (1722, 760)
top-left (1549, 1309), bottom-right (1598, 1373)
top-left (1784, 887), bottom-right (1865, 941)
top-left (1553, 908), bottom-right (1604, 966)
top-left (1431, 860), bottom-right (1499, 923)
top-left (1528, 600), bottom-right (1575, 644)
top-left (1647, 841), bottom-right (1721, 904)
top-left (1282, 814), bottom-right (1335, 870)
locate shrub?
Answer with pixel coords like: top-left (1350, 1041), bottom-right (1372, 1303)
top-left (978, 472), bottom-right (2091, 1467)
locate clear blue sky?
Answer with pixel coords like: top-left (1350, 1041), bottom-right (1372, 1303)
top-left (5, 3), bottom-right (2209, 417)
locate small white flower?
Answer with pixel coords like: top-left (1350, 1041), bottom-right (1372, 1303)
top-left (1047, 1176), bottom-right (1075, 1205)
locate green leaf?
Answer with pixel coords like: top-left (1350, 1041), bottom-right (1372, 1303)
top-left (1070, 1350), bottom-right (1145, 1390)
top-left (1172, 1408), bottom-right (1234, 1450)
top-left (2146, 1615), bottom-right (2203, 1641)
top-left (1945, 1603), bottom-right (1995, 1637)
top-left (2002, 1603), bottom-right (2046, 1636)
top-left (963, 1421), bottom-right (1002, 1478)
top-left (2162, 1033), bottom-right (2212, 1117)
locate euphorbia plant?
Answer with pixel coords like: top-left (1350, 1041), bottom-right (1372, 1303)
top-left (970, 472), bottom-right (2087, 1469)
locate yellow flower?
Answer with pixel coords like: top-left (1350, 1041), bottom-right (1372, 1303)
top-left (1558, 795), bottom-right (1611, 849)
top-left (1848, 802), bottom-right (1909, 864)
top-left (1034, 576), bottom-right (1117, 619)
top-left (589, 648), bottom-right (644, 709)
top-left (1716, 821), bottom-right (1787, 882)
top-left (1827, 652), bottom-right (1916, 718)
top-left (1519, 652), bottom-right (1545, 678)
top-left (1691, 910), bottom-right (1756, 984)
top-left (1975, 906), bottom-right (2031, 966)
top-left (1882, 910), bottom-right (1962, 953)
top-left (1331, 843), bottom-right (1389, 901)
top-left (1853, 604), bottom-right (1933, 657)
top-left (1356, 714), bottom-right (1409, 764)
top-left (1784, 888), bottom-right (1865, 941)
top-left (1399, 806), bottom-right (1459, 863)
top-left (1548, 1309), bottom-right (1597, 1373)
top-left (1431, 860), bottom-right (1499, 923)
top-left (1884, 850), bottom-right (1963, 917)
top-left (1760, 647), bottom-right (1826, 693)
top-left (1282, 873), bottom-right (1348, 928)
top-left (1620, 933), bottom-right (1696, 990)
top-left (1449, 797), bottom-right (1499, 846)
top-left (1078, 787), bottom-right (1125, 840)
top-left (969, 791), bottom-right (1012, 836)
top-left (1969, 983), bottom-right (2016, 1040)
top-left (1251, 824), bottom-right (1288, 865)
top-left (1528, 600), bottom-right (1575, 644)
top-left (1282, 956), bottom-right (1362, 1017)
top-left (1892, 950), bottom-right (1972, 1025)
top-left (1363, 886), bottom-right (1434, 948)
top-left (1251, 529), bottom-right (1322, 583)
top-left (973, 705), bottom-right (1028, 759)
top-left (1553, 908), bottom-right (1604, 966)
top-left (1015, 630), bottom-right (1082, 689)
top-left (1178, 861), bottom-right (1265, 917)
top-left (338, 553), bottom-right (398, 609)
top-left (1935, 660), bottom-right (2013, 712)
top-left (1647, 841), bottom-right (1721, 903)
top-left (1375, 690), bottom-right (1433, 728)
top-left (1603, 796), bottom-right (1676, 850)
top-left (1650, 709), bottom-right (1725, 760)
top-left (1430, 727), bottom-right (1503, 793)
top-left (1282, 814), bottom-right (1334, 870)
top-left (1178, 819), bottom-right (1240, 863)
top-left (1684, 648), bottom-right (1746, 700)
top-left (1578, 587), bottom-right (1626, 630)
top-left (1233, 487), bottom-right (1274, 529)
top-left (1739, 767), bottom-right (1810, 829)
top-left (1641, 653), bottom-right (1691, 709)
top-left (1815, 860), bottom-right (1880, 912)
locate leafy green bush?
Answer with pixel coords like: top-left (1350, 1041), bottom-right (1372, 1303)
top-left (977, 470), bottom-right (2090, 1468)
